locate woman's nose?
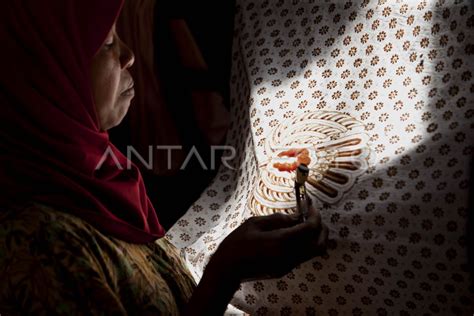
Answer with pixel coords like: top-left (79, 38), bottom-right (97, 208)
top-left (120, 40), bottom-right (135, 69)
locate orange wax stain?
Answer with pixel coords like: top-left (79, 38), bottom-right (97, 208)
top-left (273, 148), bottom-right (311, 172)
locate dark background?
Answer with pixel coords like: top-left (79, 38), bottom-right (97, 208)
top-left (111, 0), bottom-right (236, 229)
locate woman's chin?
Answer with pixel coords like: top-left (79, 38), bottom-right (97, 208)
top-left (101, 103), bottom-right (132, 131)
top-left (118, 95), bottom-right (133, 112)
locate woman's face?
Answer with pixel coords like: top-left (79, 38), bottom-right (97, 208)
top-left (90, 23), bottom-right (135, 131)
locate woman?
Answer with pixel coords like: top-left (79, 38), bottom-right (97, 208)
top-left (0, 1), bottom-right (328, 315)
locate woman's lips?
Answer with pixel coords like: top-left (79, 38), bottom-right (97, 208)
top-left (121, 82), bottom-right (135, 97)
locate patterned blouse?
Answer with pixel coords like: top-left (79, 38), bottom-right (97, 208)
top-left (0, 203), bottom-right (196, 315)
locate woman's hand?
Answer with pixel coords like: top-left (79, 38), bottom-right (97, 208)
top-left (184, 204), bottom-right (328, 316)
top-left (208, 203), bottom-right (329, 283)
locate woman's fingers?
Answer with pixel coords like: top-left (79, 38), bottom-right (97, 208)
top-left (248, 212), bottom-right (301, 231)
top-left (278, 205), bottom-right (322, 240)
top-left (304, 204), bottom-right (321, 229)
top-left (288, 222), bottom-right (329, 264)
top-left (215, 205), bottom-right (329, 282)
top-left (312, 223), bottom-right (329, 254)
top-left (272, 205), bottom-right (327, 265)
top-left (319, 224), bottom-right (329, 247)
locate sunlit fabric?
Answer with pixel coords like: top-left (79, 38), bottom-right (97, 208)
top-left (168, 1), bottom-right (474, 314)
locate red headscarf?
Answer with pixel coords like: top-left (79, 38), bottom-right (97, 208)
top-left (0, 0), bottom-right (165, 243)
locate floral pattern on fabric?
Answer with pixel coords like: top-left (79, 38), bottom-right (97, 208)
top-left (168, 0), bottom-right (474, 314)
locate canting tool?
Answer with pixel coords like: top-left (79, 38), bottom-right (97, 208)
top-left (295, 163), bottom-right (310, 221)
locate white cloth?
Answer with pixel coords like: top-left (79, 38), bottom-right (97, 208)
top-left (168, 0), bottom-right (474, 314)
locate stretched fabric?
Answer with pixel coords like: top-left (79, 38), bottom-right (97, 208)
top-left (168, 0), bottom-right (474, 314)
top-left (0, 0), bottom-right (165, 243)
